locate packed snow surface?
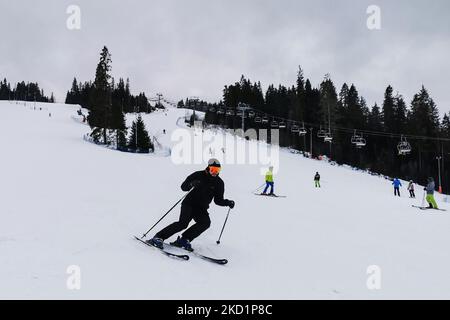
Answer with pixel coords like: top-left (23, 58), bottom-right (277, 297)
top-left (1, 100), bottom-right (449, 299)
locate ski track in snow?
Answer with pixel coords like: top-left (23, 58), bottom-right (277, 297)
top-left (1, 100), bottom-right (450, 299)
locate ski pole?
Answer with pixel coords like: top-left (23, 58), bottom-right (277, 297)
top-left (141, 190), bottom-right (192, 239)
top-left (216, 208), bottom-right (231, 244)
top-left (253, 183), bottom-right (266, 193)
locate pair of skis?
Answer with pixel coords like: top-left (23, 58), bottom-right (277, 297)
top-left (134, 236), bottom-right (228, 265)
top-left (411, 205), bottom-right (447, 212)
top-left (254, 193), bottom-right (287, 198)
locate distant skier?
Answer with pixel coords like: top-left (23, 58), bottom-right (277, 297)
top-left (261, 166), bottom-right (274, 195)
top-left (147, 158), bottom-right (235, 251)
top-left (407, 180), bottom-right (415, 198)
top-left (392, 178), bottom-right (402, 196)
top-left (314, 172), bottom-right (320, 188)
top-left (424, 177), bottom-right (438, 209)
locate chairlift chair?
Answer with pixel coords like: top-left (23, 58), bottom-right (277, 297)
top-left (298, 123), bottom-right (307, 136)
top-left (355, 137), bottom-right (366, 148)
top-left (262, 116), bottom-right (269, 124)
top-left (254, 116), bottom-right (262, 123)
top-left (317, 128), bottom-right (327, 138)
top-left (324, 132), bottom-right (333, 143)
top-left (271, 120), bottom-right (279, 129)
top-left (397, 136), bottom-right (411, 155)
top-left (279, 121), bottom-right (286, 129)
top-left (351, 130), bottom-right (362, 144)
top-left (291, 125), bottom-right (300, 133)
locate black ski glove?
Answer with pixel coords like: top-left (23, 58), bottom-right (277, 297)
top-left (227, 200), bottom-right (235, 209)
top-left (190, 180), bottom-right (201, 189)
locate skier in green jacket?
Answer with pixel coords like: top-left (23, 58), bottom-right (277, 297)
top-left (261, 166), bottom-right (274, 195)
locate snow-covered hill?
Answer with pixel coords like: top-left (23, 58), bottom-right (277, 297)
top-left (1, 100), bottom-right (450, 299)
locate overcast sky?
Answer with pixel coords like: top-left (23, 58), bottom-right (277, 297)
top-left (1, 0), bottom-right (449, 114)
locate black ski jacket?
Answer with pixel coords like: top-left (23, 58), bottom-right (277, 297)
top-left (181, 170), bottom-right (230, 209)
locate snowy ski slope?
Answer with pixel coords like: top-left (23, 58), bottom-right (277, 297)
top-left (1, 100), bottom-right (449, 299)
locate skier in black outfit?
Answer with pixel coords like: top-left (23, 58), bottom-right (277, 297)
top-left (147, 159), bottom-right (235, 251)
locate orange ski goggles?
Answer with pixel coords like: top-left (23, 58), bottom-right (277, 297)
top-left (209, 166), bottom-right (221, 176)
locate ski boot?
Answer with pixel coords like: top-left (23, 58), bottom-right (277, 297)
top-left (170, 236), bottom-right (193, 252)
top-left (146, 237), bottom-right (164, 249)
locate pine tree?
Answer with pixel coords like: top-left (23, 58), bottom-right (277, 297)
top-left (368, 103), bottom-right (383, 132)
top-left (319, 75), bottom-right (338, 131)
top-left (87, 46), bottom-right (113, 144)
top-left (65, 78), bottom-right (80, 104)
top-left (303, 79), bottom-right (321, 125)
top-left (110, 99), bottom-right (127, 150)
top-left (293, 66), bottom-right (306, 122)
top-left (408, 86), bottom-right (440, 137)
top-left (128, 115), bottom-right (153, 153)
top-left (441, 114), bottom-right (450, 138)
top-left (382, 85), bottom-right (395, 133)
top-left (393, 93), bottom-right (407, 134)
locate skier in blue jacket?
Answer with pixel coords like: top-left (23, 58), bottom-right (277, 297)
top-left (392, 178), bottom-right (402, 197)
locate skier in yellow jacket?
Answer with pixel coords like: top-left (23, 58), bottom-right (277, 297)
top-left (261, 166), bottom-right (274, 195)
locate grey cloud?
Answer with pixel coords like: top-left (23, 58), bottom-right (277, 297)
top-left (0, 0), bottom-right (449, 114)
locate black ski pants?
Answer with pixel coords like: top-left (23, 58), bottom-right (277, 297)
top-left (155, 204), bottom-right (211, 242)
top-left (394, 187), bottom-right (400, 196)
